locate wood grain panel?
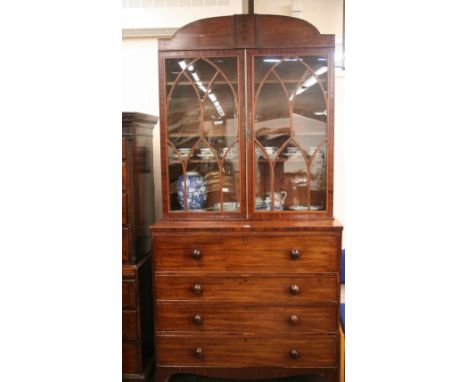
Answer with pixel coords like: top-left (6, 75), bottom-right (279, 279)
top-left (122, 280), bottom-right (136, 309)
top-left (123, 342), bottom-right (141, 374)
top-left (122, 161), bottom-right (128, 191)
top-left (154, 235), bottom-right (338, 273)
top-left (159, 17), bottom-right (235, 51)
top-left (122, 138), bottom-right (127, 160)
top-left (156, 274), bottom-right (337, 302)
top-left (256, 16), bottom-right (334, 48)
top-left (157, 302), bottom-right (337, 333)
top-left (123, 311), bottom-right (138, 341)
top-left (157, 333), bottom-right (336, 367)
top-left (122, 192), bottom-right (128, 225)
top-left (122, 226), bottom-right (130, 263)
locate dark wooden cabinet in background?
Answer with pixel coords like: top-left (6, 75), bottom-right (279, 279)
top-left (122, 112), bottom-right (158, 381)
top-left (152, 14), bottom-right (342, 382)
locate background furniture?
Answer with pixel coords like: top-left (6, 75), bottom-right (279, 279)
top-left (122, 112), bottom-right (157, 381)
top-left (152, 13), bottom-right (343, 382)
top-left (340, 249), bottom-right (345, 382)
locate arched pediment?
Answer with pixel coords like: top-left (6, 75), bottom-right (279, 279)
top-left (159, 14), bottom-right (334, 51)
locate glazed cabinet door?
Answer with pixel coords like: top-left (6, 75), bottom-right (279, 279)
top-left (159, 50), bottom-right (246, 218)
top-left (247, 49), bottom-right (334, 219)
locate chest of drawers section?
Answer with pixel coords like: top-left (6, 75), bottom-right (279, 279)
top-left (152, 221), bottom-right (342, 382)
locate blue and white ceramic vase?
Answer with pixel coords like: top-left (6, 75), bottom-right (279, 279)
top-left (177, 171), bottom-right (207, 210)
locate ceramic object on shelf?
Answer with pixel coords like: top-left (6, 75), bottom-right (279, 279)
top-left (264, 146), bottom-right (278, 159)
top-left (289, 204), bottom-right (308, 211)
top-left (222, 146), bottom-right (238, 160)
top-left (196, 153), bottom-right (215, 159)
top-left (264, 191), bottom-right (288, 210)
top-left (177, 171), bottom-right (207, 210)
top-left (172, 147), bottom-right (192, 160)
top-left (212, 202), bottom-right (239, 211)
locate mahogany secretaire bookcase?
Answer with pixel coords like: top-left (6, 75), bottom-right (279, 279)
top-left (151, 13), bottom-right (343, 382)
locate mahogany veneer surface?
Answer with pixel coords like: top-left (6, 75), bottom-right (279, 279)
top-left (152, 219), bottom-right (342, 381)
top-left (153, 12), bottom-right (342, 382)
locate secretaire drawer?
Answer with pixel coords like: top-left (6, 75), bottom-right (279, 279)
top-left (157, 302), bottom-right (337, 332)
top-left (157, 333), bottom-right (337, 367)
top-left (154, 235), bottom-right (338, 272)
top-left (156, 274), bottom-right (338, 302)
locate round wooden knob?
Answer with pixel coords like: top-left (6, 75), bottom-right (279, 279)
top-left (290, 284), bottom-right (300, 295)
top-left (192, 314), bottom-right (203, 325)
top-left (194, 347), bottom-right (203, 358)
top-left (192, 283), bottom-right (203, 295)
top-left (192, 249), bottom-right (202, 259)
top-left (290, 249), bottom-right (300, 260)
top-left (289, 314), bottom-right (300, 325)
top-left (290, 349), bottom-right (300, 359)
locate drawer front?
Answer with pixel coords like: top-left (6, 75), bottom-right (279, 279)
top-left (123, 342), bottom-right (141, 374)
top-left (154, 235), bottom-right (338, 273)
top-left (123, 311), bottom-right (138, 341)
top-left (122, 161), bottom-right (128, 191)
top-left (156, 274), bottom-right (338, 302)
top-left (157, 333), bottom-right (337, 367)
top-left (157, 302), bottom-right (337, 332)
top-left (122, 280), bottom-right (136, 309)
top-left (122, 192), bottom-right (128, 225)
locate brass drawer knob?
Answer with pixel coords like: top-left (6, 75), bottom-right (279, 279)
top-left (194, 347), bottom-right (203, 358)
top-left (289, 314), bottom-right (300, 325)
top-left (290, 249), bottom-right (300, 260)
top-left (290, 349), bottom-right (300, 359)
top-left (192, 283), bottom-right (203, 295)
top-left (192, 314), bottom-right (203, 325)
top-left (192, 249), bottom-right (202, 259)
top-left (290, 284), bottom-right (300, 295)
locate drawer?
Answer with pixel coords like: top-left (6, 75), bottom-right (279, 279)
top-left (122, 192), bottom-right (128, 225)
top-left (157, 302), bottom-right (337, 332)
top-left (122, 161), bottom-right (128, 191)
top-left (122, 280), bottom-right (136, 309)
top-left (154, 235), bottom-right (338, 273)
top-left (156, 274), bottom-right (338, 302)
top-left (123, 311), bottom-right (138, 341)
top-left (157, 333), bottom-right (337, 367)
top-left (123, 342), bottom-right (141, 374)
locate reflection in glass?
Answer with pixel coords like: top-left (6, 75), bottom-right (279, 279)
top-left (253, 55), bottom-right (328, 211)
top-left (166, 56), bottom-right (239, 212)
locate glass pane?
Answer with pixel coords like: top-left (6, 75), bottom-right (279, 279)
top-left (254, 143), bottom-right (271, 211)
top-left (166, 56), bottom-right (239, 212)
top-left (218, 142), bottom-right (240, 212)
top-left (274, 144), bottom-right (308, 211)
top-left (203, 74), bottom-right (238, 155)
top-left (310, 146), bottom-right (327, 210)
top-left (253, 55), bottom-right (328, 212)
